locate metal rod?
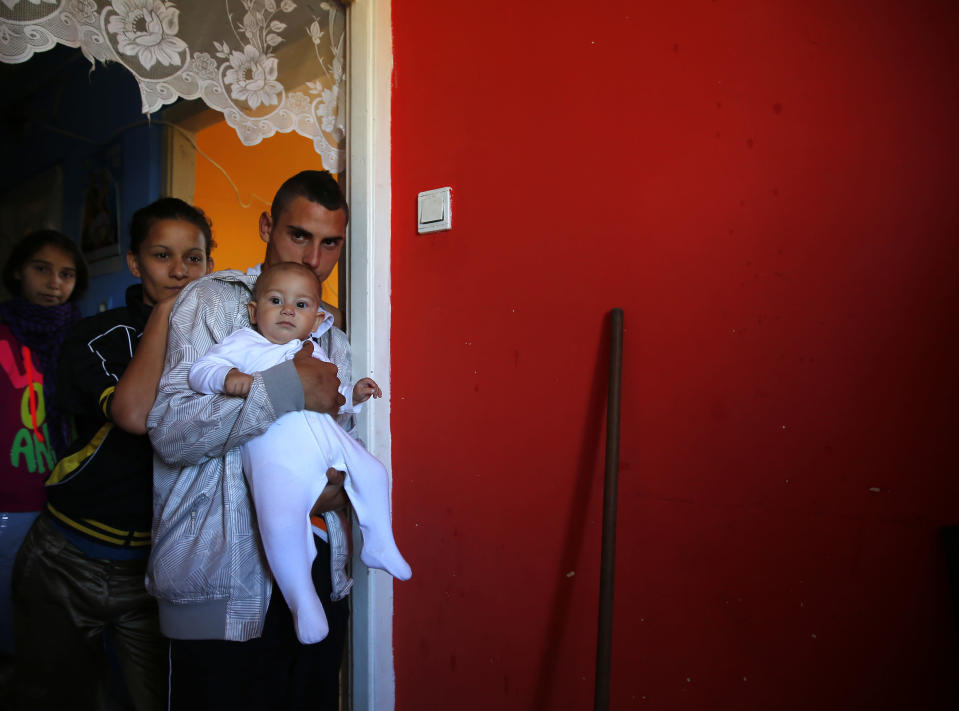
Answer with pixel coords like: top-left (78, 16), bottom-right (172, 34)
top-left (595, 307), bottom-right (624, 711)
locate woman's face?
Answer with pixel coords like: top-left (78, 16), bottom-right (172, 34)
top-left (16, 244), bottom-right (78, 306)
top-left (127, 218), bottom-right (212, 306)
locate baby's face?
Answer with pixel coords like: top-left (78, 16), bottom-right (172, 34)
top-left (249, 270), bottom-right (322, 344)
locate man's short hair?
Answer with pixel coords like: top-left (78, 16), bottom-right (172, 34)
top-left (253, 261), bottom-right (323, 302)
top-left (271, 171), bottom-right (349, 224)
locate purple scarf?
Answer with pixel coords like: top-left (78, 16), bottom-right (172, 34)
top-left (0, 297), bottom-right (82, 455)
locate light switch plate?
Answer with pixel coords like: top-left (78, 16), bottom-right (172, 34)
top-left (417, 187), bottom-right (452, 233)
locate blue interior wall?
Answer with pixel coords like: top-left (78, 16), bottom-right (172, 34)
top-left (0, 45), bottom-right (163, 316)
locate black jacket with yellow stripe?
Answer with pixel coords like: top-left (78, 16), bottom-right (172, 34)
top-left (46, 285), bottom-right (154, 549)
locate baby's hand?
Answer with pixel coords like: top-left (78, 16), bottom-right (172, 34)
top-left (353, 377), bottom-right (382, 405)
top-left (224, 368), bottom-right (254, 397)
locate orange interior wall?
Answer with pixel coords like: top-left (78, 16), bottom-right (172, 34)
top-left (389, 1), bottom-right (959, 709)
top-left (193, 121), bottom-right (339, 306)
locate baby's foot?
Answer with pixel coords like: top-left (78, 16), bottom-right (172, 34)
top-left (292, 601), bottom-right (330, 644)
top-left (360, 545), bottom-right (412, 581)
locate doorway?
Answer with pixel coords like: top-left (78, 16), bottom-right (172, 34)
top-left (160, 104), bottom-right (346, 317)
top-left (0, 2), bottom-right (394, 708)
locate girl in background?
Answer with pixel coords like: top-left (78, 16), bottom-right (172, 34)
top-left (0, 230), bottom-right (87, 675)
top-left (13, 199), bottom-right (214, 710)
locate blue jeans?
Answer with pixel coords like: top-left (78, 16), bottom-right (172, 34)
top-left (0, 511), bottom-right (39, 655)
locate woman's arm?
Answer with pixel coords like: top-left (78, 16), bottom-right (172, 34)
top-left (148, 277), bottom-right (297, 466)
top-left (111, 297), bottom-right (175, 435)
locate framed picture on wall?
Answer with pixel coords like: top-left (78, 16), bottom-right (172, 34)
top-left (80, 141), bottom-right (123, 269)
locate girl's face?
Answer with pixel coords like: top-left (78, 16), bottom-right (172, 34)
top-left (127, 218), bottom-right (212, 306)
top-left (16, 244), bottom-right (78, 306)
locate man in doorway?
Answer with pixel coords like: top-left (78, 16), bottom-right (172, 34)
top-left (147, 171), bottom-right (353, 710)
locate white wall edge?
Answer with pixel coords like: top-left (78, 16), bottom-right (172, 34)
top-left (346, 1), bottom-right (394, 710)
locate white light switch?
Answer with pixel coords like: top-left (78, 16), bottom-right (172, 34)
top-left (417, 187), bottom-right (452, 233)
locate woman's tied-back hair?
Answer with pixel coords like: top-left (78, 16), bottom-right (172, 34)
top-left (129, 197), bottom-right (216, 257)
top-left (2, 229), bottom-right (89, 302)
top-left (270, 170), bottom-right (349, 225)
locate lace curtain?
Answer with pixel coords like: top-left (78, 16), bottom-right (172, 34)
top-left (0, 0), bottom-right (346, 171)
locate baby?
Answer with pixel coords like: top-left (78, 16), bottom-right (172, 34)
top-left (188, 262), bottom-right (410, 644)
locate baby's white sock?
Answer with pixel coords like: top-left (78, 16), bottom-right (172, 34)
top-left (337, 434), bottom-right (412, 581)
top-left (243, 413), bottom-right (331, 644)
top-left (305, 411), bottom-right (412, 581)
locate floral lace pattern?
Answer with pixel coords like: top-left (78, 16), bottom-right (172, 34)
top-left (107, 0), bottom-right (188, 69)
top-left (0, 0), bottom-right (345, 170)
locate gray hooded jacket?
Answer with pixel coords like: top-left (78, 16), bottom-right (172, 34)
top-left (146, 270), bottom-right (352, 641)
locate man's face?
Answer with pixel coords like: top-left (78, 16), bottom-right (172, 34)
top-left (260, 196), bottom-right (347, 284)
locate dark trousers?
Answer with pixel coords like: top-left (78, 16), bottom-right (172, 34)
top-left (11, 513), bottom-right (166, 710)
top-left (168, 535), bottom-right (349, 711)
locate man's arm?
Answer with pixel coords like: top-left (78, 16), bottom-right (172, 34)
top-left (148, 277), bottom-right (344, 467)
top-left (293, 341), bottom-right (346, 412)
top-left (148, 278), bottom-right (290, 465)
top-left (323, 326), bottom-right (359, 437)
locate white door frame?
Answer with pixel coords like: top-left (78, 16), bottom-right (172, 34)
top-left (346, 1), bottom-right (395, 709)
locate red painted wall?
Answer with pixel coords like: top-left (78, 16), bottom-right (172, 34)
top-left (389, 1), bottom-right (959, 708)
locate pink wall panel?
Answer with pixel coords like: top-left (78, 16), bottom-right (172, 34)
top-left (389, 1), bottom-right (959, 708)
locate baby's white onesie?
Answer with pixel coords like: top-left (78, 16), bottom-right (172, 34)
top-left (189, 327), bottom-right (411, 644)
